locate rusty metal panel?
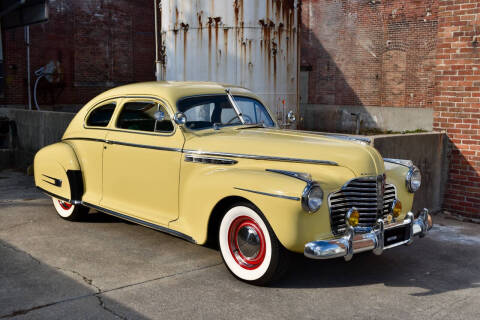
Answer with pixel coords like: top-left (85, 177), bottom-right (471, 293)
top-left (160, 0), bottom-right (298, 123)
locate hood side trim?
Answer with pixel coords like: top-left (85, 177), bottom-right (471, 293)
top-left (183, 149), bottom-right (338, 166)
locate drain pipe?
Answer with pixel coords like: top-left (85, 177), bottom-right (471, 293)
top-left (25, 26), bottom-right (32, 110)
top-left (154, 0), bottom-right (161, 81)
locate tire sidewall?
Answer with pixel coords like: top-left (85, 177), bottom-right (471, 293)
top-left (219, 205), bottom-right (272, 282)
top-left (52, 197), bottom-right (75, 218)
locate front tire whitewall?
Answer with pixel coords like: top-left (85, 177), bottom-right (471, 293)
top-left (218, 203), bottom-right (290, 285)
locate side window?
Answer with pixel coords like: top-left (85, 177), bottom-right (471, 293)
top-left (116, 101), bottom-right (174, 133)
top-left (86, 103), bottom-right (116, 127)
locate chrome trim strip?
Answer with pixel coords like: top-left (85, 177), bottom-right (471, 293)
top-left (63, 138), bottom-right (182, 153)
top-left (82, 202), bottom-right (195, 243)
top-left (184, 150), bottom-right (338, 166)
top-left (64, 138), bottom-right (338, 165)
top-left (296, 130), bottom-right (371, 144)
top-left (36, 187), bottom-right (81, 205)
top-left (63, 137), bottom-right (106, 143)
top-left (184, 155), bottom-right (238, 165)
top-left (108, 140), bottom-right (182, 152)
top-left (265, 169), bottom-right (312, 182)
top-left (234, 187), bottom-right (300, 201)
top-left (41, 174), bottom-right (62, 187)
top-left (383, 158), bottom-right (413, 168)
top-left (37, 186), bottom-right (195, 243)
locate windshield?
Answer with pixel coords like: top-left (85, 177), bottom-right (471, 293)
top-left (177, 95), bottom-right (275, 130)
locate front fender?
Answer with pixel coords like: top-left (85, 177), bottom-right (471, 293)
top-left (173, 163), bottom-right (337, 252)
top-left (34, 142), bottom-right (82, 201)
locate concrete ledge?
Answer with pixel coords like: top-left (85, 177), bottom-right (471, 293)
top-left (0, 108), bottom-right (75, 168)
top-left (300, 104), bottom-right (434, 132)
top-left (371, 132), bottom-right (448, 214)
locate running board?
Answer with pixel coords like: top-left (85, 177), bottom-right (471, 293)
top-left (37, 187), bottom-right (195, 243)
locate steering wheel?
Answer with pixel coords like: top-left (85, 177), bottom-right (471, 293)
top-left (226, 114), bottom-right (253, 124)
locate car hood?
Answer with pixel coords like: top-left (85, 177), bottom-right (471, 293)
top-left (183, 128), bottom-right (385, 176)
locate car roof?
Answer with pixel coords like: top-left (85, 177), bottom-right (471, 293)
top-left (91, 81), bottom-right (257, 108)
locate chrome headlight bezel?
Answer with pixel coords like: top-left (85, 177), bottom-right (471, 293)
top-left (302, 183), bottom-right (324, 213)
top-left (406, 166), bottom-right (421, 193)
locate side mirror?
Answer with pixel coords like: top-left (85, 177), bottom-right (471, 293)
top-left (153, 111), bottom-right (165, 121)
top-left (287, 110), bottom-right (296, 124)
top-left (174, 112), bottom-right (187, 125)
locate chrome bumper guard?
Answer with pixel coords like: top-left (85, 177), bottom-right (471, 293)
top-left (304, 209), bottom-right (433, 261)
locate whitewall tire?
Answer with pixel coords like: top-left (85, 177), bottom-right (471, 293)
top-left (219, 202), bottom-right (290, 285)
top-left (52, 197), bottom-right (89, 221)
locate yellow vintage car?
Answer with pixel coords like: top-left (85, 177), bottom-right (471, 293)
top-left (34, 81), bottom-right (433, 285)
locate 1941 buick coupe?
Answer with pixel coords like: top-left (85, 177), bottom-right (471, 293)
top-left (34, 81), bottom-right (433, 285)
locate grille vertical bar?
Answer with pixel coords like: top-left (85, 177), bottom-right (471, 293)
top-left (328, 176), bottom-right (397, 235)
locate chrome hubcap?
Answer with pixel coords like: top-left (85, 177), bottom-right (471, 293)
top-left (237, 225), bottom-right (261, 259)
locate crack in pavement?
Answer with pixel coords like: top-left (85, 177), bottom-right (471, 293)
top-left (0, 241), bottom-right (41, 264)
top-left (0, 254), bottom-right (223, 319)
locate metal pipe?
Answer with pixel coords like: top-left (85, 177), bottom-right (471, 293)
top-left (154, 0), bottom-right (161, 81)
top-left (25, 26), bottom-right (32, 110)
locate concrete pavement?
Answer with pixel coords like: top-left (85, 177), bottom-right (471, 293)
top-left (0, 170), bottom-right (479, 319)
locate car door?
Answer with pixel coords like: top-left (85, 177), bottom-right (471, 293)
top-left (100, 97), bottom-right (184, 225)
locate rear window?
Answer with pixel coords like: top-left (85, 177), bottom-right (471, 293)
top-left (86, 103), bottom-right (116, 127)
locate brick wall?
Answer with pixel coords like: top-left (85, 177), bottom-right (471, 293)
top-left (434, 0), bottom-right (480, 218)
top-left (0, 0), bottom-right (155, 109)
top-left (300, 0), bottom-right (438, 107)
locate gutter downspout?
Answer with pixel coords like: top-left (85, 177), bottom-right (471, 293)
top-left (154, 0), bottom-right (161, 81)
top-left (25, 25), bottom-right (32, 110)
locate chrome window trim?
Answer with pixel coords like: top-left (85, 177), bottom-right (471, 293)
top-left (83, 95), bottom-right (178, 137)
top-left (234, 187), bottom-right (300, 201)
top-left (84, 100), bottom-right (117, 128)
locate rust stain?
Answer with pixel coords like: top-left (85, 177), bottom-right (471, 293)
top-left (208, 17), bottom-right (213, 80)
top-left (197, 12), bottom-right (203, 47)
top-left (181, 22), bottom-right (189, 80)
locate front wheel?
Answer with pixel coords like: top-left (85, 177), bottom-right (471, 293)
top-left (52, 197), bottom-right (89, 221)
top-left (218, 202), bottom-right (290, 285)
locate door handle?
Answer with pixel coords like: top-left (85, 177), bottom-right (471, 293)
top-left (105, 140), bottom-right (113, 144)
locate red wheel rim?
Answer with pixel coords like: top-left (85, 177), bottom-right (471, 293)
top-left (228, 216), bottom-right (266, 270)
top-left (58, 200), bottom-right (72, 210)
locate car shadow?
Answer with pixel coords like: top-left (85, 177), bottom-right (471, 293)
top-left (81, 210), bottom-right (133, 224)
top-left (273, 233), bottom-right (480, 296)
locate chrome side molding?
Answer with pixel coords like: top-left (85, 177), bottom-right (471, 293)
top-left (184, 155), bottom-right (238, 165)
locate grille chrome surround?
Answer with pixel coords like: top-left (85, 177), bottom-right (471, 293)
top-left (328, 176), bottom-right (397, 235)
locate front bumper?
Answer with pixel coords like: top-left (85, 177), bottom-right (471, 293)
top-left (304, 209), bottom-right (433, 261)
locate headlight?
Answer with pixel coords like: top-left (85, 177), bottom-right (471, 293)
top-left (302, 183), bottom-right (324, 213)
top-left (406, 166), bottom-right (421, 193)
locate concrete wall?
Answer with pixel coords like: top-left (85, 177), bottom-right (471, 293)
top-left (0, 108), bottom-right (75, 169)
top-left (300, 104), bottom-right (434, 133)
top-left (371, 132), bottom-right (449, 214)
top-left (0, 108), bottom-right (448, 213)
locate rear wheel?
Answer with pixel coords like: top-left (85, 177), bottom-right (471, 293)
top-left (218, 202), bottom-right (290, 285)
top-left (52, 197), bottom-right (89, 221)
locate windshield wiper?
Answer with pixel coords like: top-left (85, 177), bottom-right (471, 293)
top-left (235, 123), bottom-right (267, 130)
top-left (225, 88), bottom-right (245, 124)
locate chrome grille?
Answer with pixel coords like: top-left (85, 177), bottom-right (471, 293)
top-left (328, 177), bottom-right (397, 235)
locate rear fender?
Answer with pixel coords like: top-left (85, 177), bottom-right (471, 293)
top-left (34, 142), bottom-right (83, 202)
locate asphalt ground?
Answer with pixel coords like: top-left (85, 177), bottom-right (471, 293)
top-left (0, 170), bottom-right (479, 319)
